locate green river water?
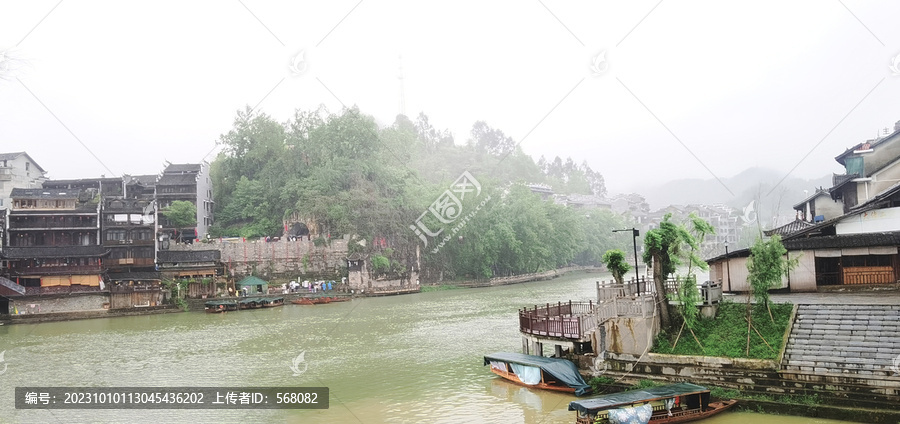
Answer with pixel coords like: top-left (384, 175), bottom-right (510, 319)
top-left (0, 271), bottom-right (855, 423)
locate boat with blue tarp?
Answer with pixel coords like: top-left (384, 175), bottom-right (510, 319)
top-left (567, 382), bottom-right (736, 424)
top-left (483, 352), bottom-right (592, 396)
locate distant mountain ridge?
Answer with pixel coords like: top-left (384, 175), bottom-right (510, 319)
top-left (634, 167), bottom-right (833, 224)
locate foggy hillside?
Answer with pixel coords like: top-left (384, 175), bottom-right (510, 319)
top-left (636, 167), bottom-right (834, 227)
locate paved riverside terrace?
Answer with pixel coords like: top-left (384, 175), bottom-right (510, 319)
top-left (728, 291), bottom-right (900, 305)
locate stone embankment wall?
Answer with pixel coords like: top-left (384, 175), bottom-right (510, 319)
top-left (450, 266), bottom-right (599, 288)
top-left (587, 346), bottom-right (900, 412)
top-left (168, 238), bottom-right (349, 279)
top-left (8, 293), bottom-right (109, 315)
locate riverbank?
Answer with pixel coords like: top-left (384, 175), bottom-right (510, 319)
top-left (423, 265), bottom-right (605, 291)
top-left (0, 305), bottom-right (180, 325)
top-left (589, 381), bottom-right (900, 423)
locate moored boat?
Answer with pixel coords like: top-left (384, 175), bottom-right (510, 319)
top-left (567, 382), bottom-right (736, 424)
top-left (291, 298), bottom-right (314, 305)
top-left (204, 300), bottom-right (238, 313)
top-left (325, 296), bottom-right (351, 303)
top-left (483, 352), bottom-right (591, 396)
top-left (260, 297), bottom-right (284, 307)
top-left (238, 297), bottom-right (262, 309)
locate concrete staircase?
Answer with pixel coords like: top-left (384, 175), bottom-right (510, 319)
top-left (782, 304), bottom-right (900, 379)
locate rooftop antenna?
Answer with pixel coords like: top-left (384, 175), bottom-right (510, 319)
top-left (398, 54), bottom-right (406, 117)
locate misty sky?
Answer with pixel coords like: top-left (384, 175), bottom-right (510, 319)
top-left (2, 1), bottom-right (900, 197)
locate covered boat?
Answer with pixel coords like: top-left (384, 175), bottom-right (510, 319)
top-left (567, 383), bottom-right (736, 424)
top-left (204, 300), bottom-right (238, 313)
top-left (259, 297), bottom-right (284, 307)
top-left (238, 297), bottom-right (262, 309)
top-left (483, 352), bottom-right (591, 396)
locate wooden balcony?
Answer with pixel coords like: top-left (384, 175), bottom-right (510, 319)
top-left (519, 301), bottom-right (598, 340)
top-left (11, 265), bottom-right (103, 275)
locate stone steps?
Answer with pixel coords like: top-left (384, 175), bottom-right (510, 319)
top-left (782, 304), bottom-right (900, 379)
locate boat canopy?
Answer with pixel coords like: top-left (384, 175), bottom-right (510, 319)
top-left (483, 352), bottom-right (591, 396)
top-left (204, 300), bottom-right (237, 307)
top-left (568, 383), bottom-right (709, 414)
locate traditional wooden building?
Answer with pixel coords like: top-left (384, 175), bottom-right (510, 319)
top-left (107, 271), bottom-right (163, 309)
top-left (156, 162), bottom-right (213, 240)
top-left (1, 188), bottom-right (108, 294)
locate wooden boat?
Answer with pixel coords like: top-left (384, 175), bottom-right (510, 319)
top-left (238, 297), bottom-right (262, 309)
top-left (483, 352), bottom-right (591, 396)
top-left (291, 298), bottom-right (314, 305)
top-left (568, 383), bottom-right (736, 424)
top-left (259, 297), bottom-right (284, 308)
top-left (204, 300), bottom-right (238, 313)
top-left (310, 297), bottom-right (332, 305)
top-left (325, 296), bottom-right (351, 303)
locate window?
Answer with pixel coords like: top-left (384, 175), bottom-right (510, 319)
top-left (843, 255), bottom-right (892, 267)
top-left (107, 230), bottom-right (126, 241)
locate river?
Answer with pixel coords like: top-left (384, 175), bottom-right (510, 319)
top-left (0, 271), bottom-right (854, 423)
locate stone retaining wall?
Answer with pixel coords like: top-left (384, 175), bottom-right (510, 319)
top-left (451, 266), bottom-right (598, 288)
top-left (168, 239), bottom-right (348, 278)
top-left (590, 351), bottom-right (900, 412)
top-left (8, 293), bottom-right (109, 315)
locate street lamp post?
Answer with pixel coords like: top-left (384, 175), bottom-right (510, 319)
top-left (613, 228), bottom-right (640, 282)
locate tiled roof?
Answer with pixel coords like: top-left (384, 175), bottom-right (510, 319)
top-left (236, 275), bottom-right (268, 287)
top-left (0, 152), bottom-right (46, 172)
top-left (164, 163), bottom-right (201, 174)
top-left (705, 247), bottom-right (751, 263)
top-left (0, 152), bottom-right (26, 161)
top-left (782, 232), bottom-right (900, 250)
top-left (0, 246), bottom-right (110, 259)
top-left (157, 250), bottom-right (220, 263)
top-left (763, 219), bottom-right (816, 237)
top-left (10, 188), bottom-right (81, 199)
top-left (44, 177), bottom-right (122, 187)
top-left (127, 174), bottom-right (159, 186)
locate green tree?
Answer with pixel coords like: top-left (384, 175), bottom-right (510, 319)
top-left (642, 213), bottom-right (711, 330)
top-left (669, 213), bottom-right (717, 350)
top-left (602, 249), bottom-right (631, 284)
top-left (162, 200), bottom-right (197, 228)
top-left (747, 235), bottom-right (798, 320)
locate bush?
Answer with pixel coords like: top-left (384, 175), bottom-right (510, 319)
top-left (371, 255), bottom-right (390, 273)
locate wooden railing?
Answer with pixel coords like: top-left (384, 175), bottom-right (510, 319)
top-left (11, 265), bottom-right (102, 274)
top-left (595, 296), bottom-right (657, 322)
top-left (519, 301), bottom-right (597, 340)
top-left (842, 266), bottom-right (896, 285)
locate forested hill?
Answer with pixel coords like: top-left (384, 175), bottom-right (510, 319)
top-left (210, 105), bottom-right (628, 281)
